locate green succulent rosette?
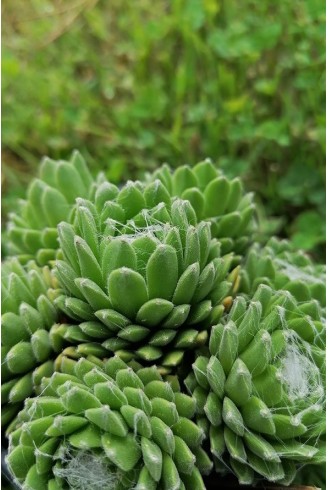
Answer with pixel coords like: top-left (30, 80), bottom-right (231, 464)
top-left (6, 151), bottom-right (95, 265)
top-left (146, 159), bottom-right (257, 254)
top-left (53, 196), bottom-right (239, 368)
top-left (186, 285), bottom-right (325, 485)
top-left (7, 355), bottom-right (212, 490)
top-left (1, 258), bottom-right (59, 430)
top-left (240, 238), bottom-right (326, 308)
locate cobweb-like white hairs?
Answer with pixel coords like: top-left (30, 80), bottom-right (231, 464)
top-left (275, 258), bottom-right (325, 286)
top-left (53, 449), bottom-right (127, 490)
top-left (105, 204), bottom-right (186, 240)
top-left (268, 296), bottom-right (324, 411)
top-left (280, 333), bottom-right (322, 402)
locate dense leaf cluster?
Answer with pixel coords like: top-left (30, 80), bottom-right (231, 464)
top-left (2, 155), bottom-right (325, 489)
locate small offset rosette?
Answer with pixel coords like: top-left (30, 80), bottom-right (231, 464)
top-left (148, 159), bottom-right (256, 254)
top-left (2, 258), bottom-right (59, 431)
top-left (6, 151), bottom-right (96, 265)
top-left (186, 285), bottom-right (325, 485)
top-left (7, 356), bottom-right (211, 490)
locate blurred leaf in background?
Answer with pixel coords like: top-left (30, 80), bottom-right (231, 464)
top-left (2, 0), bottom-right (325, 259)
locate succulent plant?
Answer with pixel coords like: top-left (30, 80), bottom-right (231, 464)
top-left (53, 196), bottom-right (240, 368)
top-left (146, 160), bottom-right (257, 254)
top-left (187, 285), bottom-right (325, 485)
top-left (240, 238), bottom-right (326, 307)
top-left (6, 151), bottom-right (95, 265)
top-left (7, 355), bottom-right (212, 490)
top-left (1, 258), bottom-right (59, 430)
top-left (2, 154), bottom-right (326, 489)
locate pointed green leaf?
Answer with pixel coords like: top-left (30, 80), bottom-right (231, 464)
top-left (224, 359), bottom-right (252, 407)
top-left (46, 415), bottom-right (88, 436)
top-left (6, 446), bottom-right (36, 480)
top-left (146, 244), bottom-right (178, 300)
top-left (55, 161), bottom-right (87, 204)
top-left (121, 405), bottom-right (151, 437)
top-left (101, 238), bottom-right (137, 282)
top-left (144, 179), bottom-right (171, 208)
top-left (206, 356), bottom-right (226, 399)
top-left (204, 392), bottom-right (222, 427)
top-left (240, 329), bottom-right (272, 376)
top-left (42, 186), bottom-right (69, 227)
top-left (141, 437), bottom-right (163, 482)
top-left (136, 345), bottom-right (163, 361)
top-left (136, 298), bottom-right (174, 327)
top-left (135, 466), bottom-right (156, 490)
top-left (181, 188), bottom-right (205, 220)
top-left (241, 396), bottom-right (275, 435)
top-left (108, 267), bottom-right (148, 319)
top-left (193, 262), bottom-right (216, 303)
top-left (224, 426), bottom-right (247, 462)
top-left (74, 236), bottom-right (103, 286)
top-left (75, 205), bottom-right (99, 258)
top-left (183, 228), bottom-right (200, 270)
top-left (172, 263), bottom-right (200, 305)
top-left (218, 320), bottom-right (238, 375)
top-left (162, 304), bottom-right (190, 328)
top-left (6, 342), bottom-right (36, 374)
top-left (162, 453), bottom-right (181, 490)
top-left (204, 176), bottom-right (230, 217)
top-left (31, 329), bottom-right (52, 362)
top-left (94, 381), bottom-right (127, 409)
top-left (61, 385), bottom-right (102, 413)
top-left (150, 416), bottom-right (175, 454)
top-left (172, 418), bottom-right (204, 449)
top-left (69, 424), bottom-right (102, 448)
top-left (272, 414), bottom-right (307, 440)
top-left (86, 406), bottom-right (128, 436)
top-left (148, 329), bottom-right (176, 347)
top-left (222, 397), bottom-right (244, 436)
top-left (247, 452), bottom-right (285, 481)
top-left (230, 458), bottom-right (254, 485)
top-left (117, 181), bottom-right (146, 219)
top-left (244, 430), bottom-right (280, 462)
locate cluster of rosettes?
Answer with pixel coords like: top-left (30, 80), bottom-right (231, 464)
top-left (6, 155), bottom-right (256, 266)
top-left (148, 161), bottom-right (256, 254)
top-left (2, 153), bottom-right (326, 489)
top-left (187, 285), bottom-right (325, 485)
top-left (8, 356), bottom-right (211, 490)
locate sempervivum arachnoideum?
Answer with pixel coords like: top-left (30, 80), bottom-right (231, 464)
top-left (7, 355), bottom-right (212, 490)
top-left (146, 159), bottom-right (256, 254)
top-left (240, 238), bottom-right (326, 308)
top-left (1, 258), bottom-right (59, 430)
top-left (53, 197), bottom-right (239, 368)
top-left (6, 151), bottom-right (95, 265)
top-left (186, 285), bottom-right (325, 486)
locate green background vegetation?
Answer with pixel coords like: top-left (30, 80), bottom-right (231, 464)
top-left (2, 0), bottom-right (325, 258)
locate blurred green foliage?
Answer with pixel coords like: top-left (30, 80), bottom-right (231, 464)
top-left (2, 0), bottom-right (325, 258)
